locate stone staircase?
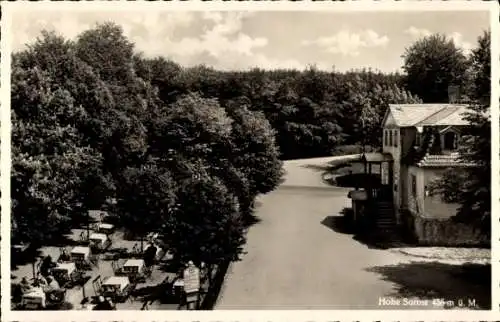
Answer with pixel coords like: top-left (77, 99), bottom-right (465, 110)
top-left (371, 201), bottom-right (404, 244)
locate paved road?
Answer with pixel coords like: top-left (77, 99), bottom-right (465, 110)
top-left (280, 154), bottom-right (360, 188)
top-left (214, 156), bottom-right (489, 310)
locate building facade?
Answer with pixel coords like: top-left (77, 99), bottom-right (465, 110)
top-left (381, 103), bottom-right (471, 222)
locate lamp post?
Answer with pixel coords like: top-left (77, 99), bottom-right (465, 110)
top-left (87, 210), bottom-right (91, 242)
top-left (361, 117), bottom-right (366, 155)
top-left (32, 259), bottom-right (36, 280)
top-left (361, 117), bottom-right (368, 174)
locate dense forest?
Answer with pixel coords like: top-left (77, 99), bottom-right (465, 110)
top-left (133, 62), bottom-right (421, 159)
top-left (11, 22), bottom-right (491, 266)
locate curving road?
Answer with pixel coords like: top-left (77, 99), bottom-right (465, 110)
top-left (214, 156), bottom-right (489, 310)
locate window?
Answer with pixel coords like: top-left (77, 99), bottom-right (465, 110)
top-left (443, 132), bottom-right (457, 150)
top-left (384, 130), bottom-right (388, 146)
top-left (389, 130), bottom-right (393, 146)
top-left (411, 175), bottom-right (417, 197)
top-left (394, 130), bottom-right (398, 147)
top-left (415, 133), bottom-right (420, 146)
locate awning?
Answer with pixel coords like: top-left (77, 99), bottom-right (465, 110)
top-left (351, 152), bottom-right (394, 164)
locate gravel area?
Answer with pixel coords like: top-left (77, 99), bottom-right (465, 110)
top-left (390, 247), bottom-right (491, 265)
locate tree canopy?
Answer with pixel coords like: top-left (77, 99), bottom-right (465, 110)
top-left (11, 23), bottom-right (283, 266)
top-left (402, 33), bottom-right (469, 103)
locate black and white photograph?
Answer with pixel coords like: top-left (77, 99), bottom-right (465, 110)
top-left (2, 1), bottom-right (497, 317)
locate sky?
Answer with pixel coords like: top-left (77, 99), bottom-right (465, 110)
top-left (11, 10), bottom-right (490, 73)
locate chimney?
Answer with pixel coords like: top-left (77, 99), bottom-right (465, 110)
top-left (448, 85), bottom-right (460, 103)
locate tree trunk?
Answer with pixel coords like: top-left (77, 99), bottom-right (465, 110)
top-left (87, 215), bottom-right (91, 240)
top-left (207, 263), bottom-right (213, 286)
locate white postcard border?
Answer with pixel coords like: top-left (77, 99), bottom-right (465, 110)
top-left (1, 1), bottom-right (498, 321)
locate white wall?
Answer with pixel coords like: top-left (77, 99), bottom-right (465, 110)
top-left (407, 166), bottom-right (460, 219)
top-left (407, 166), bottom-right (424, 215)
top-left (422, 168), bottom-right (460, 219)
top-left (382, 127), bottom-right (400, 212)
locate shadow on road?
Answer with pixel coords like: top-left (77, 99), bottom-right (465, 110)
top-left (201, 260), bottom-right (230, 310)
top-left (321, 208), bottom-right (409, 250)
top-left (366, 261), bottom-right (491, 309)
top-left (320, 215), bottom-right (354, 235)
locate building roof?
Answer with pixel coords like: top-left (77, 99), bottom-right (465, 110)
top-left (416, 154), bottom-right (477, 168)
top-left (352, 152), bottom-right (393, 163)
top-left (386, 104), bottom-right (471, 127)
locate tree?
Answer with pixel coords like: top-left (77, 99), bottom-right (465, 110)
top-left (469, 31), bottom-right (491, 104)
top-left (75, 22), bottom-right (153, 173)
top-left (11, 32), bottom-right (92, 243)
top-left (225, 97), bottom-right (284, 196)
top-left (161, 160), bottom-right (246, 266)
top-left (402, 33), bottom-right (469, 103)
top-left (361, 83), bottom-right (422, 148)
top-left (148, 93), bottom-right (233, 165)
top-left (11, 60), bottom-right (99, 243)
top-left (428, 31), bottom-right (491, 236)
top-left (116, 159), bottom-right (177, 251)
top-left (146, 93), bottom-right (250, 264)
top-left (133, 55), bottom-right (183, 104)
top-left (74, 22), bottom-right (135, 85)
top-left (12, 24), bottom-right (289, 275)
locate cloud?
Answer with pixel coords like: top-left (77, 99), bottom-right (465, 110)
top-left (123, 11), bottom-right (278, 69)
top-left (404, 26), bottom-right (432, 39)
top-left (404, 27), bottom-right (473, 54)
top-left (11, 11), bottom-right (195, 52)
top-left (201, 12), bottom-right (223, 23)
top-left (301, 30), bottom-right (389, 57)
top-left (170, 12), bottom-right (267, 58)
top-left (11, 13), bottom-right (92, 51)
top-left (448, 32), bottom-right (474, 55)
